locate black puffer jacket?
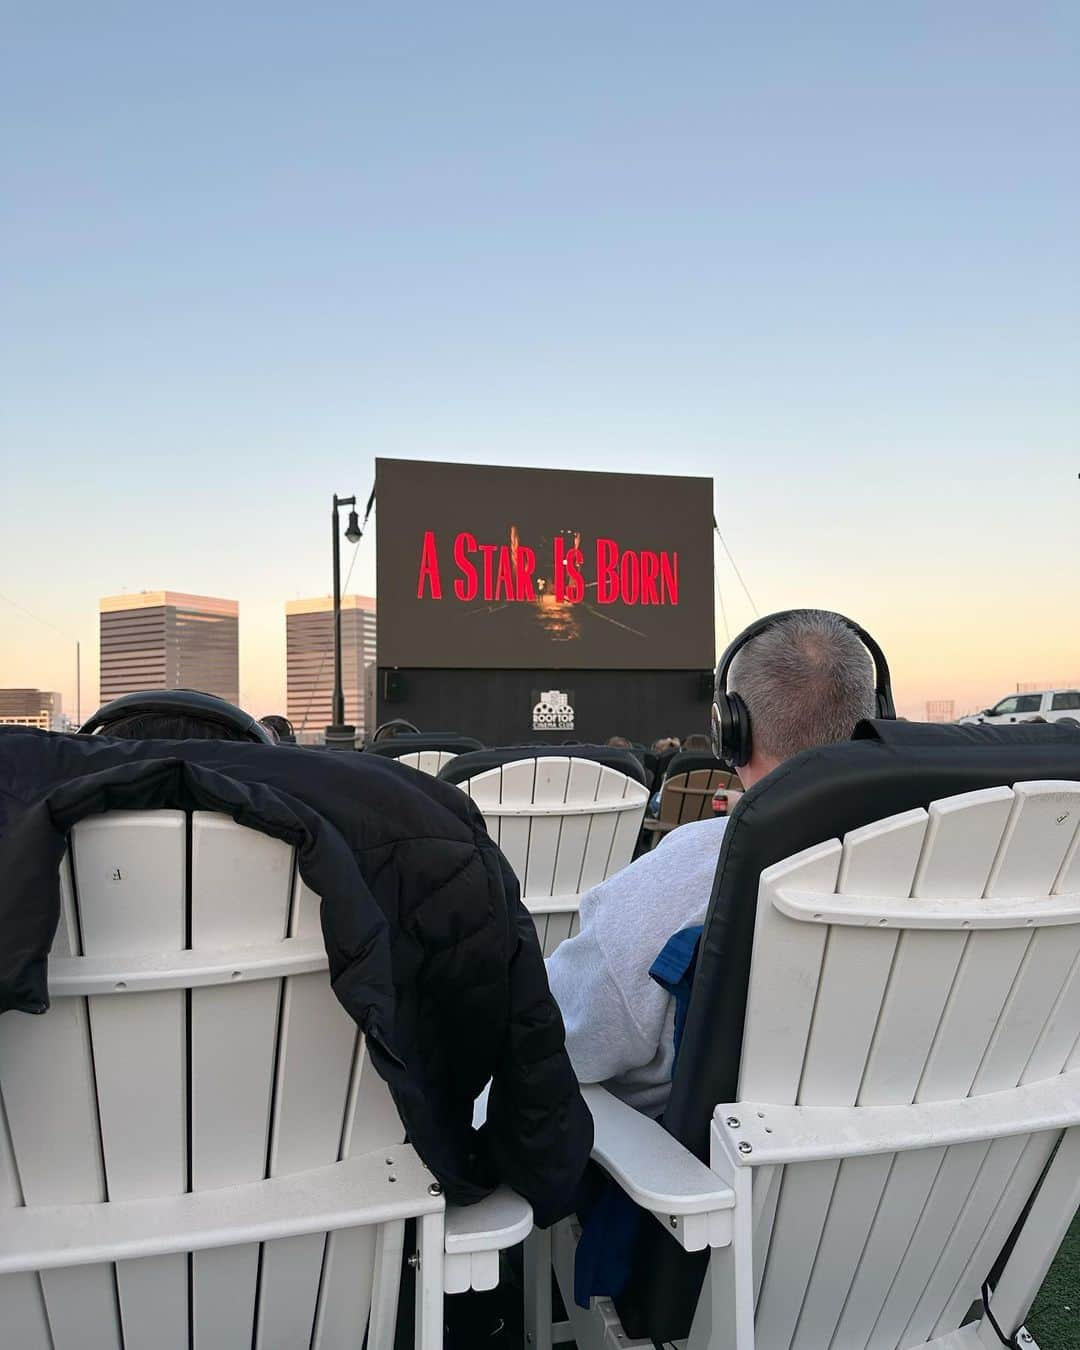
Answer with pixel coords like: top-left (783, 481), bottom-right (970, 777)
top-left (0, 729), bottom-right (592, 1226)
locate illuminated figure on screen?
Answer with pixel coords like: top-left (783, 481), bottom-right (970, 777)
top-left (511, 523), bottom-right (583, 642)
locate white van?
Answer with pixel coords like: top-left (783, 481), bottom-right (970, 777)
top-left (958, 689), bottom-right (1080, 726)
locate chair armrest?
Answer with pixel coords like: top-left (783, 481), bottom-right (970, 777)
top-left (444, 1187), bottom-right (534, 1294)
top-left (714, 1069), bottom-right (1080, 1168)
top-left (583, 1085), bottom-right (734, 1252)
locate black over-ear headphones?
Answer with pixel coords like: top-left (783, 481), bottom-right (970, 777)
top-left (79, 688), bottom-right (275, 745)
top-left (711, 609), bottom-right (895, 768)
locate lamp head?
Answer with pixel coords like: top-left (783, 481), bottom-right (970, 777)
top-left (344, 509), bottom-right (362, 544)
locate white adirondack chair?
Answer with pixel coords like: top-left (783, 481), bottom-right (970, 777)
top-left (0, 810), bottom-right (531, 1350)
top-left (454, 757), bottom-right (649, 956)
top-left (532, 781), bottom-right (1080, 1350)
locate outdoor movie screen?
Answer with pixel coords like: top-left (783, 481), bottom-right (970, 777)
top-left (376, 459), bottom-right (714, 670)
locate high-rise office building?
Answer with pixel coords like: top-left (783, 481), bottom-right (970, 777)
top-left (99, 593), bottom-right (239, 704)
top-left (286, 595), bottom-right (377, 743)
top-left (925, 699), bottom-right (955, 724)
top-left (0, 688), bottom-right (63, 730)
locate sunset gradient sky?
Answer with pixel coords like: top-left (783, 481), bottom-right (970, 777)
top-left (2, 3), bottom-right (1077, 721)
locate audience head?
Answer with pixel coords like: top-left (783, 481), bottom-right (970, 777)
top-left (727, 610), bottom-right (877, 789)
top-left (682, 733), bottom-right (712, 753)
top-left (370, 719), bottom-right (421, 744)
top-left (606, 735), bottom-right (633, 748)
top-left (258, 714), bottom-right (296, 744)
top-left (79, 689), bottom-right (275, 744)
top-left (651, 736), bottom-right (681, 755)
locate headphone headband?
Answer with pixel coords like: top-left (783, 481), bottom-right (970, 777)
top-left (79, 688), bottom-right (274, 745)
top-left (712, 609), bottom-right (895, 768)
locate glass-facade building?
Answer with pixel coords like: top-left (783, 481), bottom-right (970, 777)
top-left (286, 595), bottom-right (377, 743)
top-left (99, 593), bottom-right (239, 704)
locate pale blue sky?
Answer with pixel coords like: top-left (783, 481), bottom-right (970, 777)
top-left (2, 2), bottom-right (1077, 716)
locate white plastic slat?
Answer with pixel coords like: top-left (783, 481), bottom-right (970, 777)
top-left (986, 783), bottom-right (1080, 898)
top-left (752, 1160), bottom-right (838, 1350)
top-left (780, 812), bottom-right (926, 1346)
top-left (39, 1265), bottom-right (123, 1350)
top-left (316, 1060), bottom-right (405, 1343)
top-left (190, 817), bottom-right (296, 1349)
top-left (577, 765), bottom-right (624, 892)
top-left (0, 850), bottom-right (121, 1350)
top-left (526, 759), bottom-right (572, 898)
top-left (494, 761), bottom-right (536, 887)
top-left (551, 760), bottom-right (602, 899)
top-left (751, 1165), bottom-right (782, 1306)
top-left (74, 812), bottom-right (188, 1350)
top-left (608, 773), bottom-right (648, 875)
top-left (738, 841), bottom-right (841, 1101)
top-left (0, 1083), bottom-right (51, 1349)
top-left (797, 812), bottom-right (927, 1107)
top-left (255, 869), bottom-right (363, 1350)
top-left (542, 913), bottom-right (575, 956)
top-left (911, 788), bottom-right (1015, 899)
top-left (0, 1270), bottom-right (52, 1347)
top-left (1057, 816), bottom-right (1080, 893)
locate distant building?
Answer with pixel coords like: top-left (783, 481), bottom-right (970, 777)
top-left (925, 699), bottom-right (955, 724)
top-left (99, 592), bottom-right (239, 704)
top-left (286, 596), bottom-right (377, 744)
top-left (0, 688), bottom-right (63, 730)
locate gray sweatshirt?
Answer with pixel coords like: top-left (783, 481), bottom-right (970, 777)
top-left (545, 814), bottom-right (728, 1117)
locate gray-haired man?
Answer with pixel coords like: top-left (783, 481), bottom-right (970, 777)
top-left (546, 610), bottom-right (880, 1117)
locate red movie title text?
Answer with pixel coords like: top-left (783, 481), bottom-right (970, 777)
top-left (415, 533), bottom-right (679, 606)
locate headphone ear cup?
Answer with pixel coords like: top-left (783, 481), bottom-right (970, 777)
top-left (727, 691), bottom-right (752, 768)
top-left (710, 700), bottom-right (724, 761)
top-left (714, 691), bottom-right (752, 768)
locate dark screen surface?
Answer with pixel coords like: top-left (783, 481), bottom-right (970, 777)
top-left (376, 458), bottom-right (714, 669)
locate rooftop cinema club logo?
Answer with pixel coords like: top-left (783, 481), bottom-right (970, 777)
top-left (533, 690), bottom-right (575, 732)
top-left (414, 531), bottom-right (680, 606)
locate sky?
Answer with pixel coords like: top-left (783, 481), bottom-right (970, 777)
top-left (2, 2), bottom-right (1077, 721)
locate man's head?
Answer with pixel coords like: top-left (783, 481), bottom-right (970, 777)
top-left (725, 610), bottom-right (879, 789)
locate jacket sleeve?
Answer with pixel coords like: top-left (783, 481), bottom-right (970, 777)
top-left (480, 839), bottom-right (594, 1228)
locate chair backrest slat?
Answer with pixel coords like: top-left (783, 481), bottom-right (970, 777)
top-left (739, 782), bottom-right (1080, 1350)
top-left (256, 864), bottom-right (366, 1346)
top-left (0, 850), bottom-right (119, 1349)
top-left (74, 811), bottom-right (189, 1350)
top-left (188, 814), bottom-right (295, 1345)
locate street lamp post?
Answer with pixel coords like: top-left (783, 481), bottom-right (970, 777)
top-left (325, 492), bottom-right (362, 749)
